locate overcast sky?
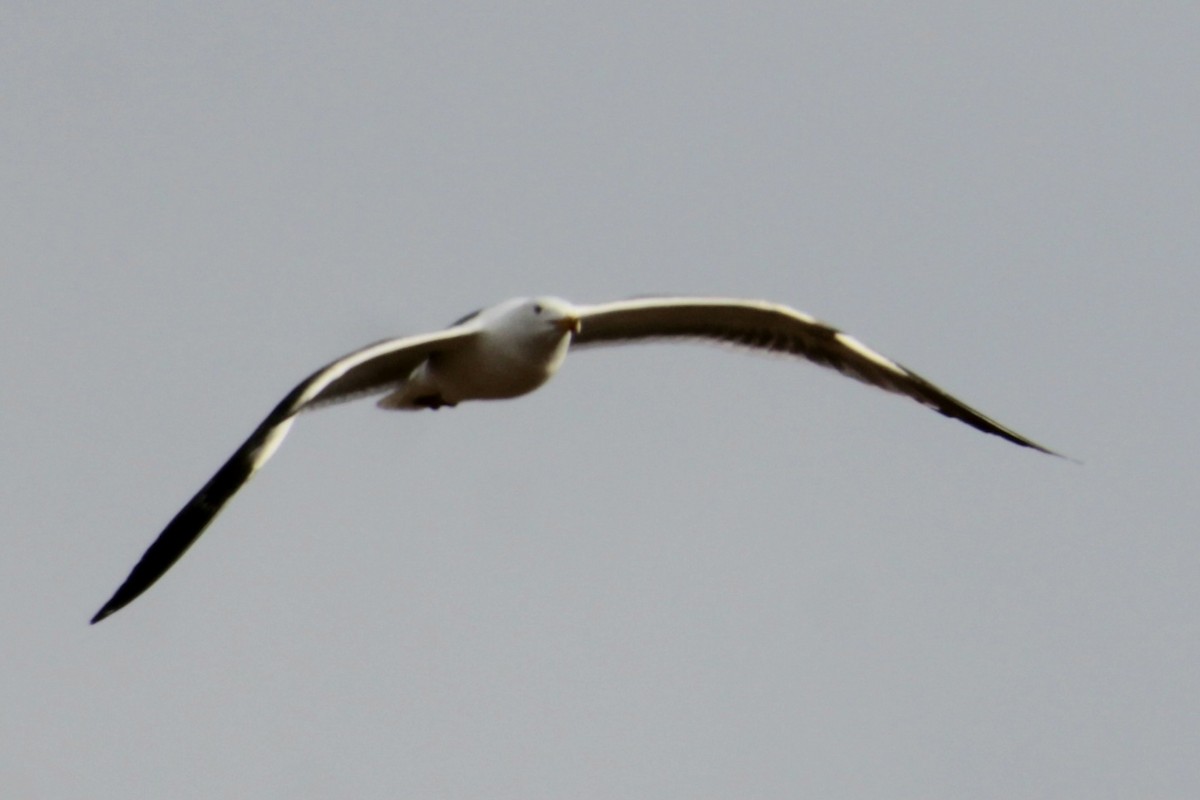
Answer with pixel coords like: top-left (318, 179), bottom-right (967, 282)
top-left (3, 3), bottom-right (1198, 797)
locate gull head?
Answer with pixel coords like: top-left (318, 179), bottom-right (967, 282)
top-left (465, 296), bottom-right (582, 379)
top-left (483, 296), bottom-right (580, 340)
top-left (530, 296), bottom-right (581, 336)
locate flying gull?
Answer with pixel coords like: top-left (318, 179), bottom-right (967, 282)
top-left (90, 296), bottom-right (1061, 623)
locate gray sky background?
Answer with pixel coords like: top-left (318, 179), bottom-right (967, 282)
top-left (4, 4), bottom-right (1198, 797)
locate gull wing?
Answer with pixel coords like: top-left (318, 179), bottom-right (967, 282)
top-left (90, 325), bottom-right (481, 624)
top-left (572, 297), bottom-right (1060, 456)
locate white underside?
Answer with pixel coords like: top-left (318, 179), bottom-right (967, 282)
top-left (378, 334), bottom-right (570, 409)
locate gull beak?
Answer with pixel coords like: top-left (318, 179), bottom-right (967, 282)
top-left (557, 314), bottom-right (582, 335)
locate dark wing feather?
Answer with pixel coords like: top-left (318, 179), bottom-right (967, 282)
top-left (90, 326), bottom-right (480, 624)
top-left (573, 297), bottom-right (1061, 457)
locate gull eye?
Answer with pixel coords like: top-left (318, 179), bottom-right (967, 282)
top-left (532, 303), bottom-right (543, 314)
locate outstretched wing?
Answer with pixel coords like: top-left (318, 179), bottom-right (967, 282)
top-left (90, 325), bottom-right (481, 624)
top-left (572, 297), bottom-right (1060, 456)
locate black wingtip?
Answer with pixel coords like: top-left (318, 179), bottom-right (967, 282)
top-left (89, 588), bottom-right (132, 625)
top-left (87, 546), bottom-right (172, 625)
top-left (1003, 435), bottom-right (1077, 464)
top-left (1049, 447), bottom-right (1083, 466)
top-left (998, 429), bottom-right (1075, 463)
top-left (88, 441), bottom-right (262, 626)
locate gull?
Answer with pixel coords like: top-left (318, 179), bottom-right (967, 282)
top-left (90, 296), bottom-right (1061, 623)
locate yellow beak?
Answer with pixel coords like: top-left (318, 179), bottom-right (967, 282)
top-left (557, 314), bottom-right (582, 335)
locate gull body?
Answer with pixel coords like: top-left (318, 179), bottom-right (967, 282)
top-left (378, 296), bottom-right (579, 409)
top-left (91, 295), bottom-right (1061, 624)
